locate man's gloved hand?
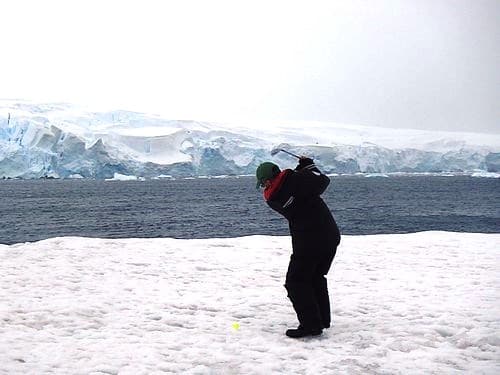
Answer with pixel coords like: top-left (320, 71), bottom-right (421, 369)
top-left (295, 156), bottom-right (314, 171)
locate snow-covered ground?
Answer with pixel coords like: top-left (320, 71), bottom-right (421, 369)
top-left (0, 232), bottom-right (499, 374)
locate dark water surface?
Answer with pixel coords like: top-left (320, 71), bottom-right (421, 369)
top-left (1, 176), bottom-right (499, 244)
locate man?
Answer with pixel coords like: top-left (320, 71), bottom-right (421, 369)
top-left (256, 157), bottom-right (341, 338)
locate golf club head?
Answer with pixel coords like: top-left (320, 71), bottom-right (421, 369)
top-left (270, 148), bottom-right (282, 156)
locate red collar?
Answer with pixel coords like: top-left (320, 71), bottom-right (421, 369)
top-left (263, 170), bottom-right (289, 201)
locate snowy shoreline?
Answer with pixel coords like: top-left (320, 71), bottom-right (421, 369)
top-left (2, 171), bottom-right (500, 181)
top-left (1, 232), bottom-right (499, 374)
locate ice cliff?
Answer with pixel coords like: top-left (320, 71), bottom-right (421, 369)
top-left (1, 100), bottom-right (499, 179)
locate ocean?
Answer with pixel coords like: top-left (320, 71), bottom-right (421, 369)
top-left (1, 175), bottom-right (499, 245)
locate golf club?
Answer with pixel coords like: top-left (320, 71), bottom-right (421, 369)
top-left (270, 148), bottom-right (301, 159)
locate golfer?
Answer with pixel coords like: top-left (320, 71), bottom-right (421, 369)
top-left (256, 157), bottom-right (341, 338)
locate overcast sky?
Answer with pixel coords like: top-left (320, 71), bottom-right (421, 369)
top-left (0, 0), bottom-right (498, 133)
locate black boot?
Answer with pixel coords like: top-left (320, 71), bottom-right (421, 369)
top-left (285, 325), bottom-right (323, 338)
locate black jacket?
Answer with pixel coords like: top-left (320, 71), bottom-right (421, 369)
top-left (265, 159), bottom-right (341, 255)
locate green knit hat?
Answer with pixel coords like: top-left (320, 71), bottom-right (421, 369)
top-left (255, 162), bottom-right (281, 188)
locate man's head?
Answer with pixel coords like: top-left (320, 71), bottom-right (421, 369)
top-left (256, 162), bottom-right (281, 188)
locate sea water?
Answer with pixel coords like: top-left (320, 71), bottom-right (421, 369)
top-left (0, 176), bottom-right (498, 245)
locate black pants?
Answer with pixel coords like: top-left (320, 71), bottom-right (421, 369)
top-left (284, 249), bottom-right (336, 329)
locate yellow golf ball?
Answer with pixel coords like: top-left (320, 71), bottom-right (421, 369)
top-left (232, 322), bottom-right (240, 331)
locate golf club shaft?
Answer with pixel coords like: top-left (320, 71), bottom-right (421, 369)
top-left (281, 149), bottom-right (301, 159)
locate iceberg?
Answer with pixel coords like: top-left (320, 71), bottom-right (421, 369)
top-left (105, 173), bottom-right (139, 181)
top-left (364, 173), bottom-right (390, 178)
top-left (471, 171), bottom-right (500, 178)
top-left (1, 99), bottom-right (499, 179)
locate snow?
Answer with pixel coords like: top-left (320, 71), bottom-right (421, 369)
top-left (0, 232), bottom-right (498, 374)
top-left (111, 127), bottom-right (183, 137)
top-left (217, 119), bottom-right (500, 152)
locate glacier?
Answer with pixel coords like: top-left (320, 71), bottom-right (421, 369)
top-left (1, 100), bottom-right (499, 179)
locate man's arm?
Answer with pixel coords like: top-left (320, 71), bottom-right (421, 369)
top-left (293, 157), bottom-right (330, 197)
